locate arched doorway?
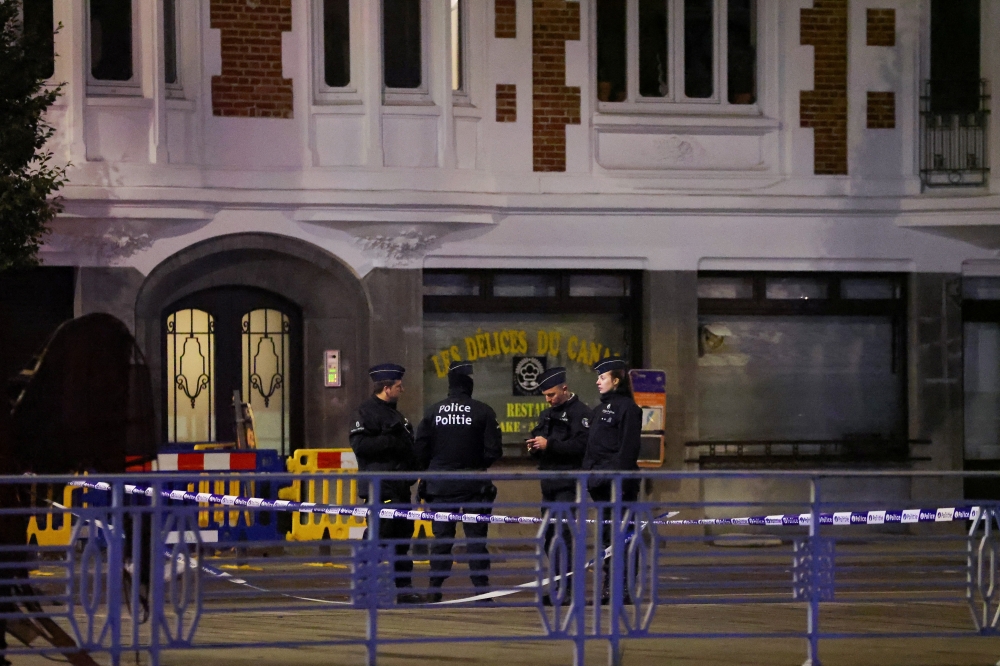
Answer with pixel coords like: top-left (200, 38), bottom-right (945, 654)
top-left (135, 233), bottom-right (371, 453)
top-left (162, 287), bottom-right (304, 455)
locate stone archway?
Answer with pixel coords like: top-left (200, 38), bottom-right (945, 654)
top-left (135, 233), bottom-right (371, 450)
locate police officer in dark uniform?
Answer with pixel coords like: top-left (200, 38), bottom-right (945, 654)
top-left (582, 357), bottom-right (642, 604)
top-left (414, 360), bottom-right (503, 602)
top-left (349, 363), bottom-right (422, 604)
top-left (526, 366), bottom-right (589, 605)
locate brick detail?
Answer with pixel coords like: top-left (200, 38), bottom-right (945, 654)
top-left (495, 0), bottom-right (516, 39)
top-left (496, 84), bottom-right (517, 122)
top-left (210, 0), bottom-right (293, 118)
top-left (867, 91), bottom-right (896, 129)
top-left (800, 0), bottom-right (848, 175)
top-left (866, 8), bottom-right (895, 47)
top-left (532, 0), bottom-right (580, 172)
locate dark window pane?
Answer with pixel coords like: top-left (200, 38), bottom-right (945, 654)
top-left (163, 0), bottom-right (177, 84)
top-left (697, 276), bottom-right (753, 299)
top-left (727, 0), bottom-right (755, 104)
top-left (23, 0), bottom-right (54, 79)
top-left (596, 0), bottom-right (626, 102)
top-left (638, 0), bottom-right (667, 97)
top-left (840, 278), bottom-right (898, 300)
top-left (963, 277), bottom-right (1000, 300)
top-left (930, 0), bottom-right (980, 114)
top-left (569, 275), bottom-right (629, 297)
top-left (90, 0), bottom-right (133, 81)
top-left (684, 0), bottom-right (713, 98)
top-left (423, 273), bottom-right (480, 296)
top-left (324, 0), bottom-right (350, 87)
top-left (383, 0), bottom-right (421, 89)
top-left (493, 275), bottom-right (558, 298)
top-left (765, 277), bottom-right (827, 300)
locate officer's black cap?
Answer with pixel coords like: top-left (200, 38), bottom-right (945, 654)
top-left (592, 358), bottom-right (627, 374)
top-left (537, 366), bottom-right (567, 391)
top-left (368, 363), bottom-right (405, 382)
top-left (447, 360), bottom-right (473, 376)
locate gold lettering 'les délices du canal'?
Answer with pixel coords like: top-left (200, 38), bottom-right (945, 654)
top-left (429, 329), bottom-right (619, 378)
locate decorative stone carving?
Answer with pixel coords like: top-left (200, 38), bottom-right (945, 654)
top-left (45, 219), bottom-right (155, 264)
top-left (352, 227), bottom-right (440, 268)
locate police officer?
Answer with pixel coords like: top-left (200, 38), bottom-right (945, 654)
top-left (349, 363), bottom-right (422, 604)
top-left (582, 357), bottom-right (642, 604)
top-left (414, 360), bottom-right (503, 602)
top-left (526, 366), bottom-right (589, 605)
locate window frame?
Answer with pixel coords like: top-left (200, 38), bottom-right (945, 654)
top-left (86, 0), bottom-right (142, 96)
top-left (382, 0), bottom-right (432, 105)
top-left (594, 0), bottom-right (760, 115)
top-left (422, 269), bottom-right (644, 369)
top-left (312, 0), bottom-right (363, 105)
top-left (163, 0), bottom-right (183, 99)
top-left (451, 0), bottom-right (470, 105)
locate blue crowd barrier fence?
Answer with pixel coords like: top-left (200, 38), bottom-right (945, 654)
top-left (3, 469), bottom-right (1000, 666)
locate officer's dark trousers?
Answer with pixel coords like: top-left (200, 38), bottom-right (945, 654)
top-left (429, 495), bottom-right (492, 589)
top-left (588, 482), bottom-right (639, 592)
top-left (364, 499), bottom-right (414, 589)
top-left (541, 487), bottom-right (576, 584)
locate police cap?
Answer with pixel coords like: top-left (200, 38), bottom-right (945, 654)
top-left (447, 360), bottom-right (473, 376)
top-left (537, 366), bottom-right (567, 391)
top-left (368, 363), bottom-right (405, 382)
top-left (592, 358), bottom-right (628, 374)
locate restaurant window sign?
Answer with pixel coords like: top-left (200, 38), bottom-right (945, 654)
top-left (423, 271), bottom-right (642, 452)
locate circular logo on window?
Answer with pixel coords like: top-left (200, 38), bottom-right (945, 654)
top-left (513, 356), bottom-right (546, 395)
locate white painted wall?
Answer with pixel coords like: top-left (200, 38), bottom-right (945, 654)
top-left (38, 0), bottom-right (1000, 275)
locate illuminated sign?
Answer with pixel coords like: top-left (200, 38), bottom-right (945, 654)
top-left (324, 350), bottom-right (341, 387)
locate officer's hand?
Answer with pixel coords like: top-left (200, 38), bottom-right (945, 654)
top-left (527, 436), bottom-right (547, 451)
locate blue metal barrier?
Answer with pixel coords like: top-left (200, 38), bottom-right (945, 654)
top-left (3, 470), bottom-right (1000, 666)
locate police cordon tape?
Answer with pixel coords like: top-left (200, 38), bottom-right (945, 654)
top-left (658, 505), bottom-right (983, 526)
top-left (49, 496), bottom-right (628, 607)
top-left (67, 479), bottom-right (680, 526)
top-left (68, 480), bottom-right (989, 528)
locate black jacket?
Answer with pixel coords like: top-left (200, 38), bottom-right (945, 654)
top-left (349, 396), bottom-right (416, 501)
top-left (581, 391), bottom-right (642, 494)
top-left (414, 387), bottom-right (503, 500)
top-left (529, 394), bottom-right (589, 494)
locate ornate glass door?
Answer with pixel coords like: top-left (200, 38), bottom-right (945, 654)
top-left (163, 288), bottom-right (302, 455)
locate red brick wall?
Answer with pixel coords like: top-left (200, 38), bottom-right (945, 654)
top-left (210, 0), bottom-right (293, 118)
top-left (496, 84), bottom-right (517, 122)
top-left (532, 0), bottom-right (580, 172)
top-left (866, 8), bottom-right (895, 47)
top-left (495, 0), bottom-right (517, 39)
top-left (800, 0), bottom-right (848, 175)
top-left (867, 91), bottom-right (895, 129)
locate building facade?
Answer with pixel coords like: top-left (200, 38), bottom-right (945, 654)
top-left (8, 0), bottom-right (1000, 506)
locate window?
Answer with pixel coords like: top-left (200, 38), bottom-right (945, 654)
top-left (696, 272), bottom-right (909, 466)
top-left (596, 0), bottom-right (756, 109)
top-left (451, 0), bottom-right (466, 95)
top-left (163, 0), bottom-right (182, 95)
top-left (323, 0), bottom-right (350, 88)
top-left (314, 0), bottom-right (362, 103)
top-left (423, 270), bottom-right (642, 456)
top-left (384, 0), bottom-right (421, 88)
top-left (22, 0), bottom-right (54, 79)
top-left (929, 0), bottom-right (980, 115)
top-left (383, 0), bottom-right (429, 102)
top-left (88, 0), bottom-right (139, 93)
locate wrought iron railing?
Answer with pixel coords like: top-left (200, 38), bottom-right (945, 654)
top-left (920, 79), bottom-right (990, 188)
